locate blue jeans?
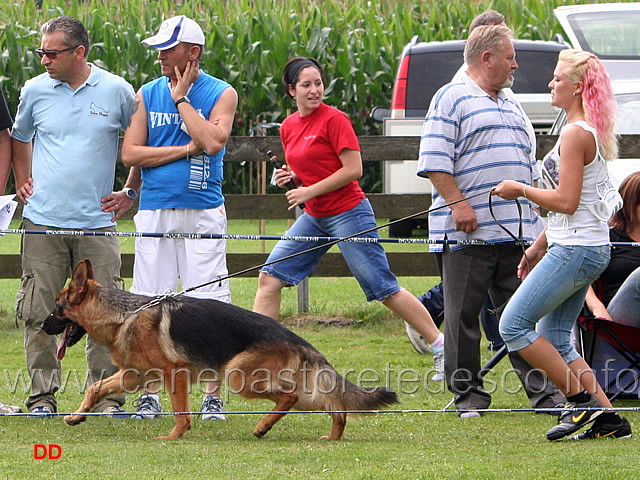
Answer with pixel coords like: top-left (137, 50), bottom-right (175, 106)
top-left (261, 198), bottom-right (400, 301)
top-left (500, 244), bottom-right (610, 364)
top-left (608, 265), bottom-right (640, 327)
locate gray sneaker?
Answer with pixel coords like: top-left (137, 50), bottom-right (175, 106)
top-left (201, 396), bottom-right (226, 421)
top-left (405, 322), bottom-right (431, 354)
top-left (432, 351), bottom-right (445, 381)
top-left (133, 395), bottom-right (162, 420)
top-left (0, 400), bottom-right (22, 414)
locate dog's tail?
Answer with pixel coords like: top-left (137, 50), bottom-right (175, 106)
top-left (226, 341), bottom-right (399, 439)
top-left (296, 347), bottom-right (399, 413)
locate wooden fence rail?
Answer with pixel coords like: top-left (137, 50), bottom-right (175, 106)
top-left (2, 134), bottom-right (639, 281)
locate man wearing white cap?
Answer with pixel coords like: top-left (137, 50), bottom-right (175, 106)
top-left (121, 15), bottom-right (238, 421)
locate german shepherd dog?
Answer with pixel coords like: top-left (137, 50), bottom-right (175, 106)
top-left (42, 259), bottom-right (398, 440)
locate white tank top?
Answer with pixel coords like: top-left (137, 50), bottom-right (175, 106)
top-left (541, 121), bottom-right (621, 246)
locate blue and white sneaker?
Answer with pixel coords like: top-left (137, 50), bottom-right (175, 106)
top-left (201, 396), bottom-right (226, 421)
top-left (133, 395), bottom-right (162, 420)
top-left (432, 350), bottom-right (445, 381)
top-left (28, 405), bottom-right (54, 418)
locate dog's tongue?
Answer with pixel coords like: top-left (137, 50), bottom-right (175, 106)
top-left (56, 325), bottom-right (71, 360)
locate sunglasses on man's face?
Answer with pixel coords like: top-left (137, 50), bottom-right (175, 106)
top-left (35, 45), bottom-right (80, 59)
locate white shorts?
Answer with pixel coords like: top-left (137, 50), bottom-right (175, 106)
top-left (131, 206), bottom-right (231, 302)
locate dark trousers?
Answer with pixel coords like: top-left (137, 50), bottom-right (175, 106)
top-left (441, 244), bottom-right (565, 410)
top-left (418, 283), bottom-right (503, 350)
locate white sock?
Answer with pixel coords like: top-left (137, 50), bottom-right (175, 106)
top-left (430, 332), bottom-right (445, 352)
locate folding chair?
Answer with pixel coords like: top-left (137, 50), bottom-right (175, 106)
top-left (578, 315), bottom-right (640, 401)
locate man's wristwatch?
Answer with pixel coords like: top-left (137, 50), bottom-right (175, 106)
top-left (123, 187), bottom-right (137, 200)
top-left (175, 96), bottom-right (190, 107)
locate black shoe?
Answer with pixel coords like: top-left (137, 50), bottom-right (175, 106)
top-left (546, 394), bottom-right (602, 441)
top-left (567, 415), bottom-right (632, 440)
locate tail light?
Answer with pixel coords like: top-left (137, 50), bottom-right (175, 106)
top-left (390, 54), bottom-right (410, 119)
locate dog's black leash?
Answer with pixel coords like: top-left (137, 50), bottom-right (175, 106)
top-left (488, 188), bottom-right (531, 276)
top-left (483, 189), bottom-right (531, 319)
top-left (131, 189), bottom-right (495, 313)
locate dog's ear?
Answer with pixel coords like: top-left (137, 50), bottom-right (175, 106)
top-left (68, 259), bottom-right (94, 305)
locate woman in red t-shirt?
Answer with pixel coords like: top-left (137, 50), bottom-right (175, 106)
top-left (253, 58), bottom-right (445, 378)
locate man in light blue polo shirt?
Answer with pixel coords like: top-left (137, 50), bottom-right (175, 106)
top-left (417, 25), bottom-right (561, 417)
top-left (11, 16), bottom-right (135, 417)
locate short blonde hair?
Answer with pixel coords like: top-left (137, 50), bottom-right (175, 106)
top-left (464, 25), bottom-right (513, 66)
top-left (469, 10), bottom-right (505, 34)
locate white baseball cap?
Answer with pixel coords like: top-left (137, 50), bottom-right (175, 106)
top-left (142, 15), bottom-right (205, 50)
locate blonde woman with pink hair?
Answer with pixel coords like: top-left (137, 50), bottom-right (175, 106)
top-left (492, 49), bottom-right (631, 441)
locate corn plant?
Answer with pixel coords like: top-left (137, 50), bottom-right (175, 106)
top-left (0, 0), bottom-right (631, 193)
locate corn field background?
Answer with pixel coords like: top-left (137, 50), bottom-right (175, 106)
top-left (0, 0), bottom-right (635, 193)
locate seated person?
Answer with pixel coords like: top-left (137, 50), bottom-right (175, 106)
top-left (584, 172), bottom-right (640, 324)
top-left (586, 267), bottom-right (640, 327)
top-left (581, 172), bottom-right (640, 396)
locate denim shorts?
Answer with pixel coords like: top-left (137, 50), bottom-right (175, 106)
top-left (499, 244), bottom-right (610, 364)
top-left (261, 198), bottom-right (400, 302)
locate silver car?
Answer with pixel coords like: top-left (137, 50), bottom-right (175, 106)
top-left (552, 3), bottom-right (640, 185)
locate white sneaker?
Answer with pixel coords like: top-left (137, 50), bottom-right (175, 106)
top-left (431, 351), bottom-right (445, 381)
top-left (201, 396), bottom-right (226, 421)
top-left (0, 400), bottom-right (22, 414)
top-left (459, 410), bottom-right (482, 419)
top-left (133, 395), bottom-right (161, 420)
top-left (405, 322), bottom-right (431, 354)
top-left (101, 405), bottom-right (133, 418)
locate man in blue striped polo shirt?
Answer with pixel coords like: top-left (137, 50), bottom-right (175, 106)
top-left (417, 25), bottom-right (562, 417)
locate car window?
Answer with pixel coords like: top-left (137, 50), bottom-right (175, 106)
top-left (616, 94), bottom-right (640, 134)
top-left (405, 49), bottom-right (464, 116)
top-left (565, 11), bottom-right (640, 59)
top-left (551, 93), bottom-right (640, 135)
top-left (511, 50), bottom-right (561, 94)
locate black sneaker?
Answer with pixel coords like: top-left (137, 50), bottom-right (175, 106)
top-left (567, 415), bottom-right (632, 440)
top-left (546, 394), bottom-right (602, 441)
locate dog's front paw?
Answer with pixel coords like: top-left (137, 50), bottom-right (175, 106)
top-left (155, 432), bottom-right (182, 441)
top-left (253, 425), bottom-right (271, 438)
top-left (64, 414), bottom-right (87, 426)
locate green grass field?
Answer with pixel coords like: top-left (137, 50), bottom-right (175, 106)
top-left (0, 220), bottom-right (638, 479)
